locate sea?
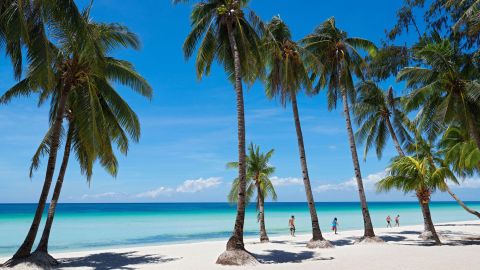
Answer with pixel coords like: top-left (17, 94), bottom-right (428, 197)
top-left (0, 201), bottom-right (479, 256)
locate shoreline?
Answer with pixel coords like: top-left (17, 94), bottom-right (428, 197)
top-left (2, 220), bottom-right (479, 269)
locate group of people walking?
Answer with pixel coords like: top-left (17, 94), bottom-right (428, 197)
top-left (386, 215), bottom-right (400, 228)
top-left (288, 214), bottom-right (400, 236)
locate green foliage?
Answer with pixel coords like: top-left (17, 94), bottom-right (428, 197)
top-left (377, 155), bottom-right (457, 197)
top-left (1, 9), bottom-right (152, 183)
top-left (227, 143), bottom-right (277, 206)
top-left (353, 81), bottom-right (411, 160)
top-left (302, 17), bottom-right (377, 110)
top-left (439, 126), bottom-right (480, 176)
top-left (398, 38), bottom-right (480, 141)
top-left (262, 16), bottom-right (316, 106)
top-left (175, 0), bottom-right (264, 84)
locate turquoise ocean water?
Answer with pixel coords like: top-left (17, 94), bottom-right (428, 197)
top-left (0, 201), bottom-right (479, 256)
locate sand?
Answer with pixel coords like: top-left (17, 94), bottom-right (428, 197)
top-left (2, 220), bottom-right (480, 270)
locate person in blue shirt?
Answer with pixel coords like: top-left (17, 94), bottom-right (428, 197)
top-left (332, 217), bottom-right (339, 234)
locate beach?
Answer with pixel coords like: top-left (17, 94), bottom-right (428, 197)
top-left (3, 220), bottom-right (479, 270)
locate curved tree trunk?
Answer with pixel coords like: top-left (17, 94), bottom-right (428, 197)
top-left (418, 197), bottom-right (441, 245)
top-left (445, 185), bottom-right (480, 218)
top-left (6, 86), bottom-right (69, 264)
top-left (257, 185), bottom-right (269, 243)
top-left (291, 94), bottom-right (325, 242)
top-left (341, 90), bottom-right (375, 238)
top-left (34, 124), bottom-right (74, 256)
top-left (385, 117), bottom-right (405, 156)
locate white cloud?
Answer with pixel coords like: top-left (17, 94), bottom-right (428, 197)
top-left (315, 171), bottom-right (387, 192)
top-left (176, 177), bottom-right (222, 193)
top-left (135, 187), bottom-right (174, 198)
top-left (270, 176), bottom-right (303, 186)
top-left (81, 192), bottom-right (125, 200)
top-left (309, 125), bottom-right (344, 135)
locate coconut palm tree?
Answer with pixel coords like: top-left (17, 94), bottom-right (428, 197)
top-left (0, 1), bottom-right (86, 265)
top-left (174, 0), bottom-right (263, 265)
top-left (25, 21), bottom-right (151, 267)
top-left (410, 129), bottom-right (480, 219)
top-left (302, 17), bottom-right (379, 241)
top-left (354, 81), bottom-right (412, 160)
top-left (262, 16), bottom-right (332, 248)
top-left (0, 8), bottom-right (151, 266)
top-left (227, 143), bottom-right (277, 243)
top-left (398, 37), bottom-right (480, 146)
top-left (377, 154), bottom-right (459, 245)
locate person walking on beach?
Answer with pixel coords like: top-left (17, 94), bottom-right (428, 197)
top-left (386, 215), bottom-right (392, 228)
top-left (289, 215), bottom-right (296, 237)
top-left (332, 217), bottom-right (339, 234)
top-left (395, 215), bottom-right (400, 227)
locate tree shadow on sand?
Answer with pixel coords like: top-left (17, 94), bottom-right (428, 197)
top-left (254, 249), bottom-right (334, 264)
top-left (58, 252), bottom-right (181, 270)
top-left (436, 224), bottom-right (480, 227)
top-left (379, 235), bottom-right (408, 242)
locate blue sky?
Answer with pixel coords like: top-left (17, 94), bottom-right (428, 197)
top-left (1, 0), bottom-right (479, 203)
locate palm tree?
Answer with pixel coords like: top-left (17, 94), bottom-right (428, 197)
top-left (0, 1), bottom-right (86, 265)
top-left (377, 155), bottom-right (459, 245)
top-left (174, 0), bottom-right (263, 265)
top-left (353, 81), bottom-right (444, 234)
top-left (227, 143), bottom-right (277, 243)
top-left (262, 16), bottom-right (332, 248)
top-left (398, 37), bottom-right (480, 146)
top-left (0, 7), bottom-right (150, 266)
top-left (413, 128), bottom-right (480, 219)
top-left (354, 81), bottom-right (411, 160)
top-left (302, 17), bottom-right (380, 242)
top-left (24, 18), bottom-right (151, 266)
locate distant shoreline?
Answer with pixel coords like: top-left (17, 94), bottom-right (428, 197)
top-left (1, 200), bottom-right (480, 204)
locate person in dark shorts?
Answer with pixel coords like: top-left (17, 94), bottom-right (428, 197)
top-left (289, 215), bottom-right (296, 237)
top-left (386, 215), bottom-right (392, 228)
top-left (395, 215), bottom-right (400, 227)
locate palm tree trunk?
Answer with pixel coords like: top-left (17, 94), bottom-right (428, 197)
top-left (257, 185), bottom-right (269, 243)
top-left (385, 117), bottom-right (405, 156)
top-left (467, 114), bottom-right (480, 151)
top-left (225, 22), bottom-right (247, 252)
top-left (291, 94), bottom-right (324, 241)
top-left (7, 86), bottom-right (69, 262)
top-left (445, 185), bottom-right (480, 218)
top-left (34, 124), bottom-right (74, 254)
top-left (341, 90), bottom-right (375, 238)
top-left (387, 117), bottom-right (432, 231)
top-left (418, 197), bottom-right (441, 245)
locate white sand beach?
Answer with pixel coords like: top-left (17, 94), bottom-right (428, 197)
top-left (2, 220), bottom-right (480, 270)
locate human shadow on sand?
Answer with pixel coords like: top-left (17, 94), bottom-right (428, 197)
top-left (58, 252), bottom-right (181, 270)
top-left (255, 249), bottom-right (334, 264)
